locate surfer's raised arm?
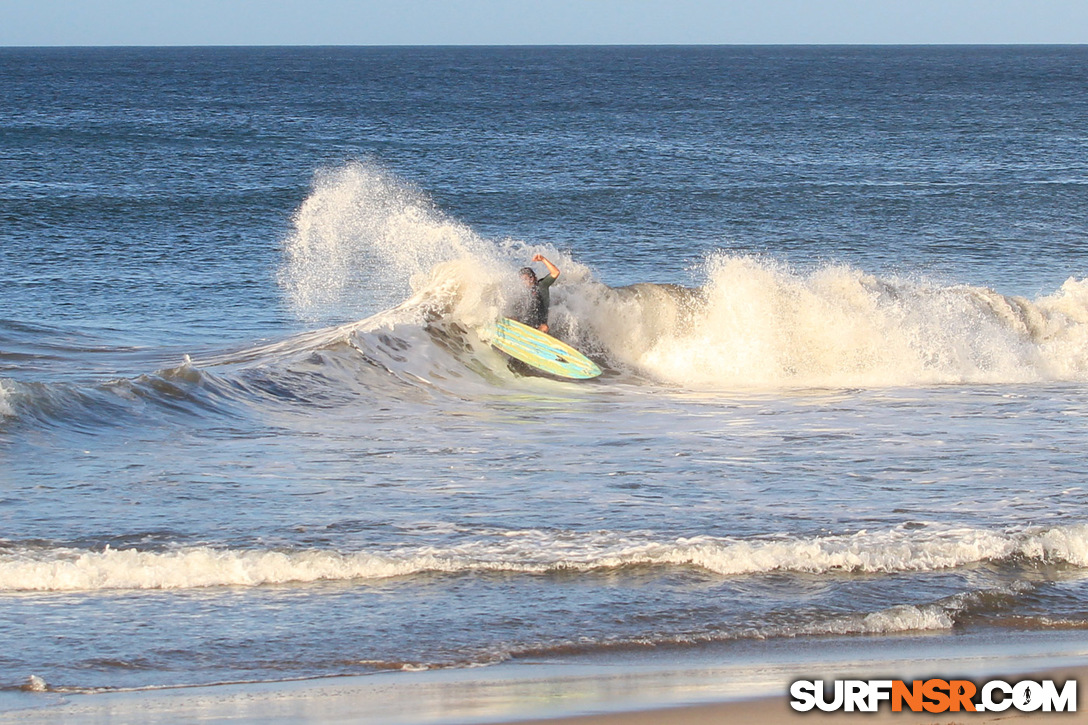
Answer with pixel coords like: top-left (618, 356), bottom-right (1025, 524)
top-left (514, 254), bottom-right (562, 333)
top-left (532, 253), bottom-right (560, 280)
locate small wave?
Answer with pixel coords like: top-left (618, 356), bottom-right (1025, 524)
top-left (3, 524), bottom-right (1086, 593)
top-left (306, 601), bottom-right (961, 672)
top-left (0, 380), bottom-right (13, 418)
top-left (21, 675), bottom-right (47, 693)
top-left (520, 604), bottom-right (955, 660)
top-left (0, 360), bottom-right (240, 429)
top-left (0, 317), bottom-right (508, 429)
top-left (795, 604), bottom-right (955, 636)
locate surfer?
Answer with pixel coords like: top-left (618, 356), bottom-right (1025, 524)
top-left (517, 254), bottom-right (560, 333)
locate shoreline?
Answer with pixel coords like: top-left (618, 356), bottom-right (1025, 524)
top-left (3, 630), bottom-right (1087, 724)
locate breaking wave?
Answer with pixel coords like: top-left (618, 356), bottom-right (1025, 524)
top-left (276, 161), bottom-right (1088, 390)
top-left (3, 162), bottom-right (1087, 430)
top-left (575, 260), bottom-right (1088, 388)
top-left (4, 523), bottom-right (1086, 592)
top-left (0, 380), bottom-right (12, 418)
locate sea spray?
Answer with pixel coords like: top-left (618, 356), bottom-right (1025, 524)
top-left (279, 161), bottom-right (608, 336)
top-left (280, 162), bottom-right (500, 323)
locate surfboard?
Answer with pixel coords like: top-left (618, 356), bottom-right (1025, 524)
top-left (481, 317), bottom-right (602, 380)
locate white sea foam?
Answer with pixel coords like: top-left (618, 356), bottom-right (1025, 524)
top-left (21, 675), bottom-right (48, 693)
top-left (4, 524), bottom-right (1086, 593)
top-left (560, 257), bottom-right (1088, 388)
top-left (0, 380), bottom-right (12, 418)
top-left (759, 604), bottom-right (955, 639)
top-left (521, 602), bottom-right (957, 657)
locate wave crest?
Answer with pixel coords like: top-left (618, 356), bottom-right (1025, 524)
top-left (4, 524), bottom-right (1085, 592)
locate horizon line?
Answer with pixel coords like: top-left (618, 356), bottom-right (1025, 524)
top-left (3, 41), bottom-right (1087, 49)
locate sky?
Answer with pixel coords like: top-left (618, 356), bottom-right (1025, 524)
top-left (1, 0), bottom-right (1087, 46)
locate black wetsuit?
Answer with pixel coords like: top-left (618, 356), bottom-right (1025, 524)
top-left (519, 274), bottom-right (556, 329)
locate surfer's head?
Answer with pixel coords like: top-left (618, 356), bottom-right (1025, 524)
top-left (519, 267), bottom-right (538, 286)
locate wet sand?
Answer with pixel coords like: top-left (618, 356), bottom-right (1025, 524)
top-left (502, 667), bottom-right (1086, 725)
top-left (3, 634), bottom-right (1085, 724)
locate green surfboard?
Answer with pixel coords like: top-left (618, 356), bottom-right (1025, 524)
top-left (482, 317), bottom-right (602, 380)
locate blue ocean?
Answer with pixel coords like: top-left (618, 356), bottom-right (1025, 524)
top-left (2, 46), bottom-right (1088, 703)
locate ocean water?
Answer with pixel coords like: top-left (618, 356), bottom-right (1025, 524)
top-left (2, 46), bottom-right (1088, 696)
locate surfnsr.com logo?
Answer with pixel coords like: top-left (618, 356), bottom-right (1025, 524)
top-left (790, 678), bottom-right (1077, 713)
